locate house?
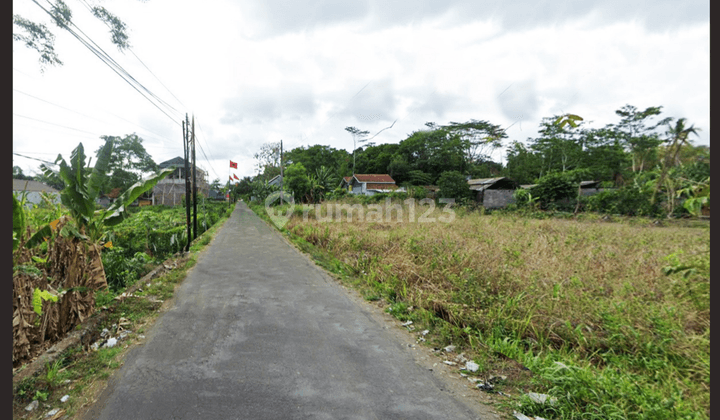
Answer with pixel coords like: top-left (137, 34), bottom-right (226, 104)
top-left (208, 189), bottom-right (226, 201)
top-left (339, 176), bottom-right (353, 191)
top-left (578, 180), bottom-right (603, 196)
top-left (467, 177), bottom-right (520, 208)
top-left (13, 179), bottom-right (62, 208)
top-left (346, 174), bottom-right (401, 196)
top-left (268, 174), bottom-right (283, 187)
top-left (152, 157), bottom-right (210, 206)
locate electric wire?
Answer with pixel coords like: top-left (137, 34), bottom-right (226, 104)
top-left (13, 113), bottom-right (100, 136)
top-left (30, 0), bottom-right (182, 127)
top-left (22, 1), bottom-right (221, 181)
top-left (14, 87), bottom-right (177, 145)
top-left (76, 0), bottom-right (187, 111)
top-left (13, 152), bottom-right (58, 166)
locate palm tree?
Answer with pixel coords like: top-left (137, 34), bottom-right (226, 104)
top-left (651, 118), bottom-right (701, 209)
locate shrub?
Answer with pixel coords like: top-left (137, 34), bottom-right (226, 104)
top-left (530, 172), bottom-right (576, 208)
top-left (584, 186), bottom-right (663, 217)
top-left (102, 247), bottom-right (153, 291)
top-left (437, 170), bottom-right (472, 201)
top-left (409, 186), bottom-right (428, 200)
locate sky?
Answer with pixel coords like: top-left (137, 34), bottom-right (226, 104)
top-left (13, 0), bottom-right (710, 183)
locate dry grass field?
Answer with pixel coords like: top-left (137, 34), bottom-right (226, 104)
top-left (263, 199), bottom-right (710, 419)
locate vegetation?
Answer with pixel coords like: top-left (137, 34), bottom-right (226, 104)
top-left (93, 133), bottom-right (159, 195)
top-left (249, 199), bottom-right (709, 419)
top-left (11, 137), bottom-right (235, 371)
top-left (12, 207), bottom-right (231, 420)
top-left (241, 104), bottom-right (707, 217)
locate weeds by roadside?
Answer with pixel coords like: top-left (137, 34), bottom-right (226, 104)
top-left (12, 203), bottom-right (234, 420)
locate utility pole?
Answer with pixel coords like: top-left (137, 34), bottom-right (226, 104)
top-left (192, 115), bottom-right (198, 241)
top-left (279, 139), bottom-right (283, 204)
top-left (183, 114), bottom-right (192, 252)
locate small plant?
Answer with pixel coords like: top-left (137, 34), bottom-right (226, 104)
top-left (45, 359), bottom-right (63, 386)
top-left (34, 390), bottom-right (49, 402)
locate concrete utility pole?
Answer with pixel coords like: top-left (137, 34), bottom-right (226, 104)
top-left (192, 115), bottom-right (197, 240)
top-left (183, 114), bottom-right (192, 252)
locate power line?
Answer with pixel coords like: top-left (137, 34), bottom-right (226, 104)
top-left (30, 0), bottom-right (183, 127)
top-left (14, 88), bottom-right (113, 125)
top-left (13, 152), bottom-right (58, 166)
top-left (13, 113), bottom-right (100, 136)
top-left (75, 0), bottom-right (187, 111)
top-left (14, 88), bottom-right (177, 145)
top-left (193, 117), bottom-right (222, 180)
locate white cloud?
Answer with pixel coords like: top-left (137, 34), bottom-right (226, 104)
top-left (13, 0), bottom-right (709, 179)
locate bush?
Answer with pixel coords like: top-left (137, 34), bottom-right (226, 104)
top-left (437, 171), bottom-right (472, 201)
top-left (409, 186), bottom-right (428, 200)
top-left (327, 187), bottom-right (348, 200)
top-left (530, 172), bottom-right (576, 208)
top-left (584, 186), bottom-right (663, 217)
top-left (102, 247), bottom-right (153, 291)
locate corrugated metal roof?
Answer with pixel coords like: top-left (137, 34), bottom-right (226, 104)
top-left (467, 177), bottom-right (506, 185)
top-left (158, 156), bottom-right (185, 168)
top-left (580, 180), bottom-right (601, 188)
top-left (12, 179), bottom-right (60, 193)
top-left (467, 177), bottom-right (515, 191)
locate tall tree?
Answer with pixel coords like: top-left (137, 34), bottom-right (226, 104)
top-left (94, 133), bottom-right (158, 194)
top-left (530, 116), bottom-right (586, 175)
top-left (253, 141), bottom-right (282, 180)
top-left (353, 143), bottom-right (399, 176)
top-left (651, 118), bottom-right (701, 206)
top-left (503, 141), bottom-right (543, 184)
top-left (442, 120), bottom-right (507, 167)
top-left (345, 126), bottom-right (370, 174)
top-left (13, 0), bottom-right (136, 71)
top-left (611, 105), bottom-right (669, 173)
top-left (13, 166), bottom-right (34, 181)
top-left (284, 144), bottom-right (350, 177)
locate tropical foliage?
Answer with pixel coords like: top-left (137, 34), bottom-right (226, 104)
top-left (13, 138), bottom-right (172, 366)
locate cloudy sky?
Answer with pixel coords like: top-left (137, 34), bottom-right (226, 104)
top-left (13, 0), bottom-right (709, 182)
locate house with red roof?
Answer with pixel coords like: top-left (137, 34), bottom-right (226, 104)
top-left (344, 174), bottom-right (401, 196)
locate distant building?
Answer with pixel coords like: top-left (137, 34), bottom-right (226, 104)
top-left (346, 174), bottom-right (401, 196)
top-left (467, 177), bottom-right (520, 208)
top-left (152, 157), bottom-right (210, 206)
top-left (268, 174), bottom-right (283, 187)
top-left (339, 176), bottom-right (353, 191)
top-left (13, 179), bottom-right (61, 208)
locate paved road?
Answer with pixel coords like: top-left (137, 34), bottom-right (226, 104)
top-left (83, 202), bottom-right (495, 419)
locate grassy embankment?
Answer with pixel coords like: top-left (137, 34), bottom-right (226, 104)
top-left (250, 198), bottom-right (709, 420)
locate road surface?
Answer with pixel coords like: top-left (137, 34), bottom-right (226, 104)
top-left (82, 202), bottom-right (498, 420)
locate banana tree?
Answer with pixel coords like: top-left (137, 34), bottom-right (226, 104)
top-left (34, 138), bottom-right (172, 321)
top-left (40, 138), bottom-right (173, 242)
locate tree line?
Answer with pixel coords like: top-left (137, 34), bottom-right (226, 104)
top-left (236, 104), bottom-right (707, 217)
